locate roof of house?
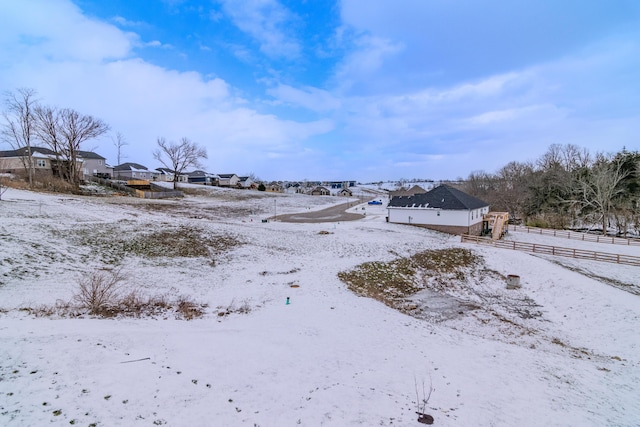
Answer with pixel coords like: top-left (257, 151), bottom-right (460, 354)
top-left (188, 170), bottom-right (217, 177)
top-left (1, 147), bottom-right (105, 160)
top-left (155, 167), bottom-right (176, 174)
top-left (388, 184), bottom-right (488, 210)
top-left (114, 162), bottom-right (148, 171)
top-left (0, 146), bottom-right (57, 158)
top-left (388, 185), bottom-right (427, 198)
top-left (218, 173), bottom-right (238, 179)
top-left (77, 150), bottom-right (105, 160)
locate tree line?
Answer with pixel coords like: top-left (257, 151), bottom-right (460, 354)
top-left (1, 88), bottom-right (206, 191)
top-left (462, 143), bottom-right (640, 236)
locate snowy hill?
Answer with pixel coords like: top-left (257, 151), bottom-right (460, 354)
top-left (0, 187), bottom-right (639, 426)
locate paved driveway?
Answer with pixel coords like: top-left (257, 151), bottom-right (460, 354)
top-left (276, 201), bottom-right (366, 223)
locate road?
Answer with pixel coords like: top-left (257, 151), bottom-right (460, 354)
top-left (275, 201), bottom-right (368, 223)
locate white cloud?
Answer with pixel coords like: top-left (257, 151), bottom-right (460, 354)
top-left (0, 0), bottom-right (332, 178)
top-left (112, 15), bottom-right (146, 28)
top-left (0, 0), bottom-right (134, 63)
top-left (333, 34), bottom-right (404, 92)
top-left (267, 84), bottom-right (341, 112)
top-left (217, 0), bottom-right (301, 59)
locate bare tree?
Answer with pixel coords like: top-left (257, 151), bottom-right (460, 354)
top-left (1, 88), bottom-right (39, 189)
top-left (35, 107), bottom-right (109, 186)
top-left (33, 105), bottom-right (64, 177)
top-left (572, 156), bottom-right (628, 235)
top-left (0, 159), bottom-right (8, 200)
top-left (153, 137), bottom-right (207, 189)
top-left (111, 131), bottom-right (128, 165)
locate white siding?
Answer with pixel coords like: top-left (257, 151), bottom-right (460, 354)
top-left (387, 207), bottom-right (486, 227)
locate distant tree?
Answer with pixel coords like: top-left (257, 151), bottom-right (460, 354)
top-left (0, 159), bottom-right (8, 200)
top-left (34, 106), bottom-right (109, 186)
top-left (153, 137), bottom-right (207, 189)
top-left (610, 149), bottom-right (640, 236)
top-left (33, 105), bottom-right (64, 178)
top-left (493, 161), bottom-right (535, 219)
top-left (111, 132), bottom-right (128, 165)
top-left (58, 108), bottom-right (109, 186)
top-left (571, 155), bottom-right (628, 235)
top-left (258, 183), bottom-right (266, 191)
top-left (246, 172), bottom-right (261, 182)
top-left (1, 88), bottom-right (39, 189)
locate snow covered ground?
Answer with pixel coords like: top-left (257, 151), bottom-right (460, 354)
top-left (1, 185), bottom-right (639, 426)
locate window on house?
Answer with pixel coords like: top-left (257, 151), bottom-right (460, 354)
top-left (37, 159), bottom-right (46, 167)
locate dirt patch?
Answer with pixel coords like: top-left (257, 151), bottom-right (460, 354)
top-left (338, 248), bottom-right (544, 325)
top-left (338, 248), bottom-right (483, 319)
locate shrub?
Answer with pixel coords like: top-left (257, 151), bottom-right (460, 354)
top-left (73, 269), bottom-right (125, 315)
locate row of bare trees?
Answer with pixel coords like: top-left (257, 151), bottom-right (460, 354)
top-left (2, 88), bottom-right (208, 192)
top-left (463, 144), bottom-right (640, 236)
top-left (1, 88), bottom-right (110, 188)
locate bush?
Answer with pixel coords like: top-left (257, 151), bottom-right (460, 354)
top-left (73, 269), bottom-right (125, 315)
top-left (257, 183), bottom-right (266, 191)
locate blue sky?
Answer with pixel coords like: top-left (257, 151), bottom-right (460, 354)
top-left (1, 0), bottom-right (639, 182)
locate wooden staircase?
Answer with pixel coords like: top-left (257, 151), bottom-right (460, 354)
top-left (483, 212), bottom-right (509, 240)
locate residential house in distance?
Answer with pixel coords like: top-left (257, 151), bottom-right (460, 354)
top-left (238, 176), bottom-right (255, 189)
top-left (0, 146), bottom-right (112, 179)
top-left (311, 186), bottom-right (330, 196)
top-left (218, 173), bottom-right (239, 187)
top-left (0, 147), bottom-right (57, 174)
top-left (265, 182), bottom-right (283, 192)
top-left (154, 168), bottom-right (187, 183)
top-left (78, 150), bottom-right (112, 178)
top-left (324, 180), bottom-right (357, 189)
top-left (388, 184), bottom-right (427, 199)
top-left (114, 163), bottom-right (153, 180)
top-left (387, 184), bottom-right (489, 235)
top-left (338, 187), bottom-right (353, 197)
top-left (187, 170), bottom-right (219, 185)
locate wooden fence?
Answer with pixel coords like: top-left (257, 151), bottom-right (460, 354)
top-left (461, 234), bottom-right (640, 267)
top-left (508, 224), bottom-right (640, 246)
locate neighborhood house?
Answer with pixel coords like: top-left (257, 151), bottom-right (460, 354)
top-left (387, 184), bottom-right (490, 235)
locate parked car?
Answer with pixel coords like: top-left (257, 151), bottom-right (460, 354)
top-left (368, 200), bottom-right (383, 205)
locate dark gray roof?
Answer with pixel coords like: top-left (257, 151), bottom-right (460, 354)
top-left (155, 167), bottom-right (175, 174)
top-left (218, 173), bottom-right (237, 178)
top-left (388, 185), bottom-right (427, 198)
top-left (0, 146), bottom-right (57, 157)
top-left (114, 162), bottom-right (148, 171)
top-left (188, 170), bottom-right (209, 177)
top-left (1, 147), bottom-right (105, 160)
top-left (388, 184), bottom-right (488, 210)
top-left (77, 150), bottom-right (105, 160)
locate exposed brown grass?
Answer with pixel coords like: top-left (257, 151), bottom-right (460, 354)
top-left (338, 248), bottom-right (481, 305)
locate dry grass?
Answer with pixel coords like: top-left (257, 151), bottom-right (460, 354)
top-left (67, 224), bottom-right (243, 264)
top-left (338, 248), bottom-right (480, 305)
top-left (20, 270), bottom-right (208, 320)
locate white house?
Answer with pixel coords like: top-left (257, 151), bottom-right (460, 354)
top-left (78, 150), bottom-right (112, 178)
top-left (218, 173), bottom-right (239, 187)
top-left (387, 184), bottom-right (489, 235)
top-left (114, 162), bottom-right (153, 180)
top-left (237, 176), bottom-right (255, 189)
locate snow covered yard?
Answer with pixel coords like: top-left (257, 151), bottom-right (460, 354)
top-left (1, 187), bottom-right (639, 426)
